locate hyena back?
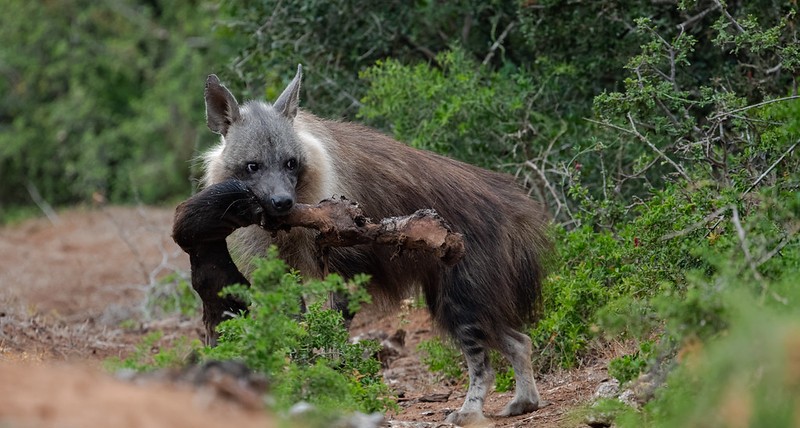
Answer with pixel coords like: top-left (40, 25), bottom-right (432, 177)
top-left (202, 65), bottom-right (551, 425)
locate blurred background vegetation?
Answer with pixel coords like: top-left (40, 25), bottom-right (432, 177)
top-left (2, 0), bottom-right (798, 425)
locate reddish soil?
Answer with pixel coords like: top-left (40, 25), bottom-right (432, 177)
top-left (0, 206), bottom-right (605, 427)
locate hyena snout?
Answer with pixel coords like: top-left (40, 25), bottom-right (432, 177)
top-left (269, 194), bottom-right (294, 215)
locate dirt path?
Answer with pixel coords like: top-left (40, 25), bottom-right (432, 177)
top-left (0, 206), bottom-right (602, 427)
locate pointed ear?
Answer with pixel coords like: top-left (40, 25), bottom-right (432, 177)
top-left (205, 74), bottom-right (241, 136)
top-left (273, 64), bottom-right (303, 121)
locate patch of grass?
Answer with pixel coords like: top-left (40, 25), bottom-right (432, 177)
top-left (0, 205), bottom-right (43, 226)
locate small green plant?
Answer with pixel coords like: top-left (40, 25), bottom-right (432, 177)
top-left (203, 247), bottom-right (396, 415)
top-left (418, 337), bottom-right (465, 383)
top-left (104, 331), bottom-right (200, 372)
top-left (608, 341), bottom-right (654, 385)
top-left (494, 367), bottom-right (516, 393)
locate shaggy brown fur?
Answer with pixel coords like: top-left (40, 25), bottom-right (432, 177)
top-left (200, 66), bottom-right (551, 424)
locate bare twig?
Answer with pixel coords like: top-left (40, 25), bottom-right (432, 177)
top-left (24, 180), bottom-right (60, 225)
top-left (482, 21), bottom-right (516, 66)
top-left (626, 113), bottom-right (692, 182)
top-left (709, 95), bottom-right (800, 120)
top-left (524, 160), bottom-right (573, 222)
top-left (756, 225), bottom-right (800, 268)
top-left (742, 139), bottom-right (799, 196)
top-left (660, 205), bottom-right (730, 241)
top-left (731, 206), bottom-right (762, 281)
top-left (714, 0), bottom-right (745, 34)
top-left (677, 3), bottom-right (721, 31)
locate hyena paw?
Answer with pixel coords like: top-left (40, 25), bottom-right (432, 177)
top-left (498, 397), bottom-right (545, 417)
top-left (445, 410), bottom-right (488, 427)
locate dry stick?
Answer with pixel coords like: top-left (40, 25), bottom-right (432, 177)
top-left (757, 225), bottom-right (800, 268)
top-left (730, 206), bottom-right (761, 281)
top-left (713, 0), bottom-right (745, 34)
top-left (660, 205), bottom-right (730, 241)
top-left (265, 198), bottom-right (466, 266)
top-left (730, 206), bottom-right (789, 305)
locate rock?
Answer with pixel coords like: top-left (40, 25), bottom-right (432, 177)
top-left (593, 378), bottom-right (620, 400)
top-left (352, 328), bottom-right (408, 367)
top-left (288, 401), bottom-right (315, 417)
top-left (585, 412), bottom-right (614, 427)
top-left (418, 392), bottom-right (451, 402)
top-left (386, 421), bottom-right (455, 427)
top-left (335, 411), bottom-right (385, 428)
top-left (618, 389), bottom-right (638, 408)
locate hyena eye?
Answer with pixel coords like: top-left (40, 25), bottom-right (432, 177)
top-left (246, 162), bottom-right (260, 173)
top-left (285, 158), bottom-right (298, 171)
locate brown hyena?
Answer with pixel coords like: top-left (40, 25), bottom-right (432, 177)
top-left (199, 65), bottom-right (551, 425)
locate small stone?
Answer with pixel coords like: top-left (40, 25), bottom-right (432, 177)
top-left (288, 401), bottom-right (315, 417)
top-left (336, 411), bottom-right (385, 428)
top-left (619, 389), bottom-right (638, 408)
top-left (593, 378), bottom-right (620, 399)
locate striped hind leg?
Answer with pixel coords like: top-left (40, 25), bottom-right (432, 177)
top-left (445, 329), bottom-right (495, 426)
top-left (497, 329), bottom-right (542, 416)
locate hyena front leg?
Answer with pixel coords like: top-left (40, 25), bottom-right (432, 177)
top-left (497, 329), bottom-right (542, 416)
top-left (445, 326), bottom-right (495, 426)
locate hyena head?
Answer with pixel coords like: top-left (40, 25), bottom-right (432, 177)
top-left (203, 65), bottom-right (305, 217)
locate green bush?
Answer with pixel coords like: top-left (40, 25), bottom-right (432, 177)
top-left (214, 0), bottom-right (525, 118)
top-left (203, 248), bottom-right (395, 415)
top-left (359, 48), bottom-right (539, 168)
top-left (0, 0), bottom-right (222, 212)
top-left (417, 337), bottom-right (466, 384)
top-left (609, 266), bottom-right (800, 428)
top-left (608, 341), bottom-right (655, 385)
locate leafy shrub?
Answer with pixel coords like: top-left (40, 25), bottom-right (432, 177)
top-left (359, 48), bottom-right (537, 168)
top-left (107, 247), bottom-right (395, 418)
top-left (203, 248), bottom-right (396, 414)
top-left (494, 367), bottom-right (516, 393)
top-left (608, 341), bottom-right (655, 385)
top-left (0, 1), bottom-right (221, 210)
top-left (417, 337), bottom-right (465, 384)
top-left (215, 0), bottom-right (525, 118)
top-left (608, 266), bottom-right (800, 428)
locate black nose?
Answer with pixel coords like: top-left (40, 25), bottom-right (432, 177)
top-left (270, 195), bottom-right (294, 213)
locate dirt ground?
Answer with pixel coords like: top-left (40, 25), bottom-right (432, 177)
top-left (0, 206), bottom-right (607, 427)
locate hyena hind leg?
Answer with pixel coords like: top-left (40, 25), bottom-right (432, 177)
top-left (445, 345), bottom-right (494, 426)
top-left (497, 329), bottom-right (544, 416)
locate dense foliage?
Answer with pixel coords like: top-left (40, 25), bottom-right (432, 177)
top-left (0, 1), bottom-right (224, 213)
top-left (8, 0), bottom-right (800, 425)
